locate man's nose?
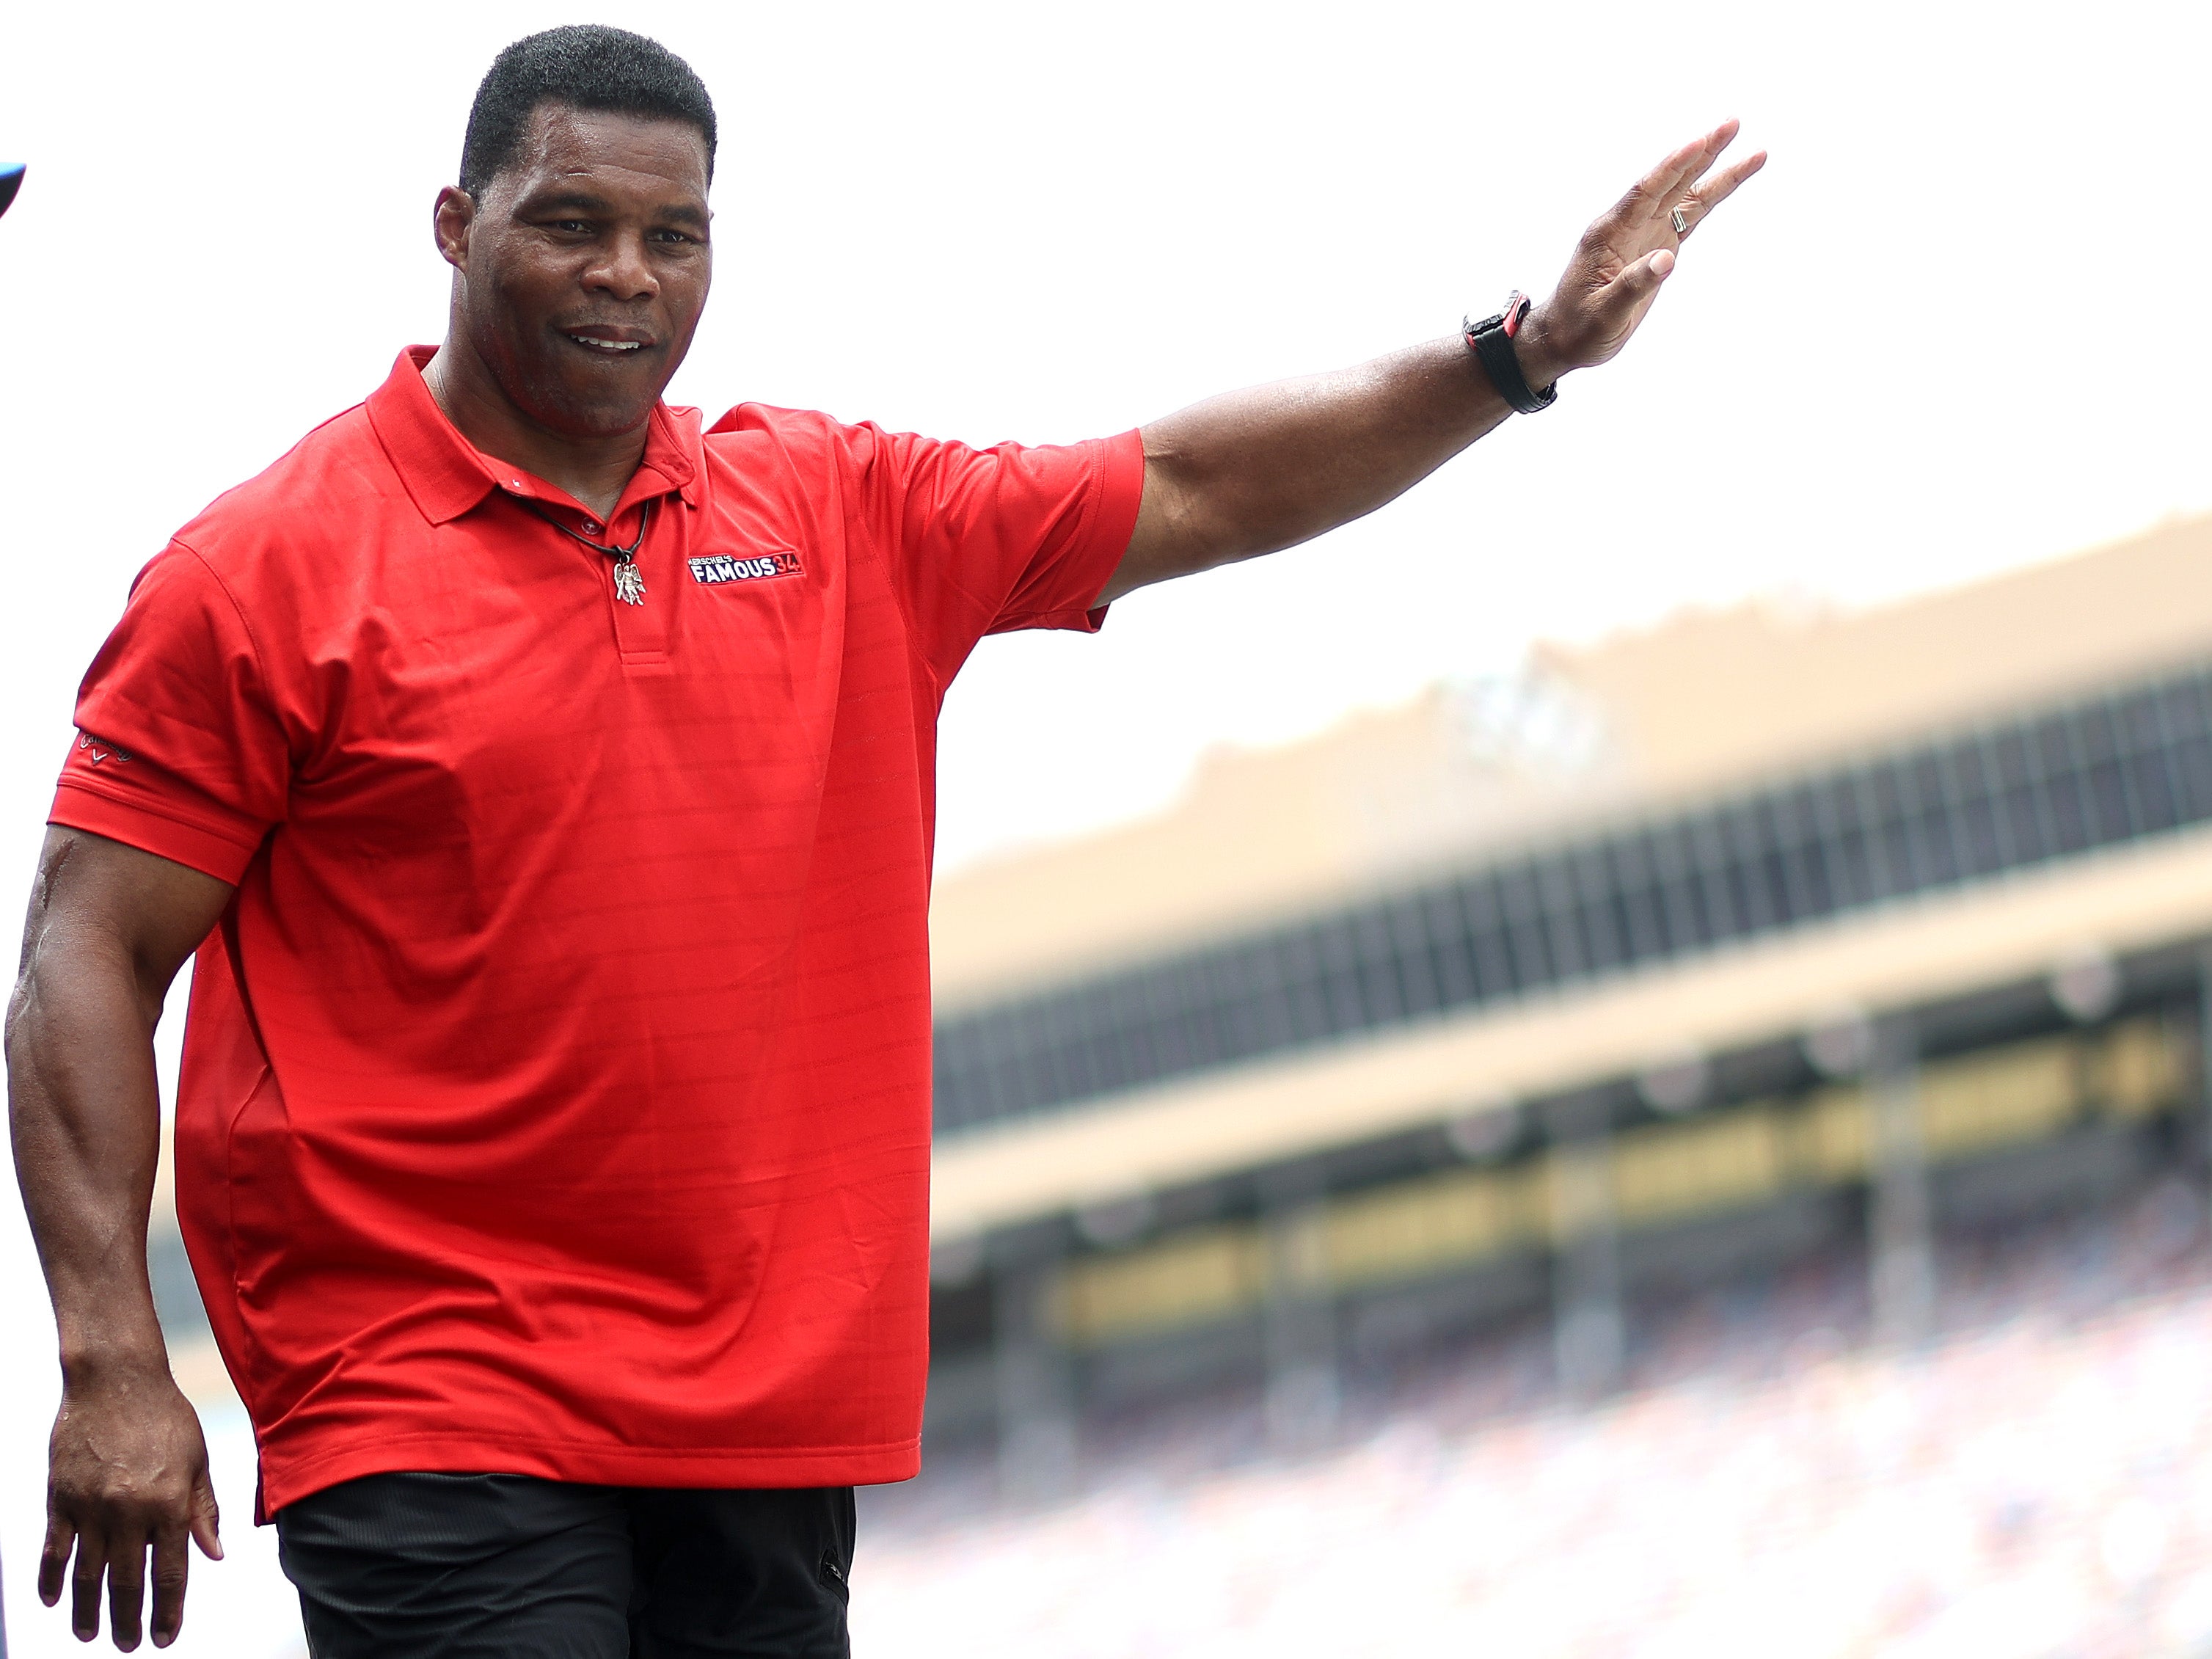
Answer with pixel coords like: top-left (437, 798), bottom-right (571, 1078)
top-left (583, 233), bottom-right (659, 302)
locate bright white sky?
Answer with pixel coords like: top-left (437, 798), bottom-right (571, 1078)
top-left (1, 1), bottom-right (2208, 1652)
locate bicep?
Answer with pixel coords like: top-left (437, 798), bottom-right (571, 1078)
top-left (19, 828), bottom-right (235, 1016)
top-left (1100, 403), bottom-right (1308, 605)
top-left (1094, 448), bottom-right (1186, 605)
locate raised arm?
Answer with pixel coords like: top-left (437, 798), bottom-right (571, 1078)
top-left (7, 827), bottom-right (234, 1651)
top-left (1102, 119), bottom-right (1765, 603)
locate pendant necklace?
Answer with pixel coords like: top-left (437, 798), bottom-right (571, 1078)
top-left (521, 497), bottom-right (655, 606)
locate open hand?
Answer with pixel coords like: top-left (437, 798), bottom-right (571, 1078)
top-left (40, 1368), bottom-right (223, 1649)
top-left (1519, 120), bottom-right (1766, 386)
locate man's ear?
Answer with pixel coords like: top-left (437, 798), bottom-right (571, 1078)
top-left (432, 186), bottom-right (477, 272)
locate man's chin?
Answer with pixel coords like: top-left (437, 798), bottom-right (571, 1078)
top-left (516, 375), bottom-right (668, 440)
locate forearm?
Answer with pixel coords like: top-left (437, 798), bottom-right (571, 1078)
top-left (1104, 122), bottom-right (1763, 604)
top-left (7, 935), bottom-right (171, 1380)
top-left (1115, 329), bottom-right (1552, 597)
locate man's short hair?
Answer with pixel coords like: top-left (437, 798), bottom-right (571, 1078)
top-left (459, 25), bottom-right (717, 198)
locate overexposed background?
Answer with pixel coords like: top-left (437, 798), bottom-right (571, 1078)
top-left (1, 1), bottom-right (2208, 1652)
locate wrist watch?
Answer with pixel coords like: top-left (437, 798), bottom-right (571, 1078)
top-left (1463, 291), bottom-right (1557, 415)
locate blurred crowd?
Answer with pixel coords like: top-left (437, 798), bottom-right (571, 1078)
top-left (855, 1179), bottom-right (2212, 1658)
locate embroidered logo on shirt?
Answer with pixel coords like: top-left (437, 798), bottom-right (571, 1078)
top-left (689, 551), bottom-right (804, 586)
top-left (75, 731), bottom-right (134, 767)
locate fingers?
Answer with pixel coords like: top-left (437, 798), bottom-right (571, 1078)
top-left (1679, 118), bottom-right (1742, 193)
top-left (151, 1522), bottom-right (192, 1649)
top-left (1578, 249), bottom-right (1676, 363)
top-left (39, 1512), bottom-right (76, 1606)
top-left (1683, 148), bottom-right (1768, 226)
top-left (109, 1530), bottom-right (149, 1652)
top-left (1618, 248), bottom-right (1675, 300)
top-left (1627, 132), bottom-right (1707, 207)
top-left (42, 1499), bottom-right (212, 1647)
top-left (191, 1478), bottom-right (225, 1561)
top-left (70, 1528), bottom-right (109, 1643)
top-left (1624, 118), bottom-right (1740, 215)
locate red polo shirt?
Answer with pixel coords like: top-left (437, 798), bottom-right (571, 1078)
top-left (51, 348), bottom-right (1144, 1514)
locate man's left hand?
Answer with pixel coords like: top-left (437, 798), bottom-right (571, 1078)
top-left (1516, 119), bottom-right (1767, 390)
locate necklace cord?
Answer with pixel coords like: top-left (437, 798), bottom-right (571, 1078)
top-left (517, 496), bottom-right (655, 561)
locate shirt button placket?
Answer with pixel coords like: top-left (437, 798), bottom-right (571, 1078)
top-left (608, 499), bottom-right (673, 668)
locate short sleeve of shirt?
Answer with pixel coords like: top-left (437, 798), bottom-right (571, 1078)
top-left (859, 426), bottom-right (1147, 685)
top-left (49, 544), bottom-right (291, 884)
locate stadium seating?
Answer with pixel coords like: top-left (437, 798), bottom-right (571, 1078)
top-left (857, 1178), bottom-right (2212, 1658)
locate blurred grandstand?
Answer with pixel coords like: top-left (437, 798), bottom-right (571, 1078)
top-left (856, 1184), bottom-right (2212, 1657)
top-left (882, 510), bottom-right (2212, 1652)
top-left (145, 511), bottom-right (2212, 1650)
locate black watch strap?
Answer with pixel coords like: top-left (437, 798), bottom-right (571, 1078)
top-left (1464, 291), bottom-right (1557, 415)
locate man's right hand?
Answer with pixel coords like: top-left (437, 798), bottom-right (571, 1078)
top-left (40, 1361), bottom-right (223, 1650)
top-left (9, 826), bottom-right (238, 1649)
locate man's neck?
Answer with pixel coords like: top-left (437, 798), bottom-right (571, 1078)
top-left (423, 340), bottom-right (649, 522)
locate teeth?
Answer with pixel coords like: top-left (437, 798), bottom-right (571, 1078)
top-left (569, 335), bottom-right (643, 351)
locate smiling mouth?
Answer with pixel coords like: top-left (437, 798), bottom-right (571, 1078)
top-left (563, 332), bottom-right (648, 354)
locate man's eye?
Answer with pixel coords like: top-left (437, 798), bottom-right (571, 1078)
top-left (551, 219), bottom-right (591, 234)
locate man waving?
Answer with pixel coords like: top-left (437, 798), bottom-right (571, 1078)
top-left (8, 23), bottom-right (1760, 1656)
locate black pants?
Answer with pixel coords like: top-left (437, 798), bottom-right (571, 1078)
top-left (276, 1473), bottom-right (855, 1658)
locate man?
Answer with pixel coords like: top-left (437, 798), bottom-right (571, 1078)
top-left (7, 23), bottom-right (1761, 1657)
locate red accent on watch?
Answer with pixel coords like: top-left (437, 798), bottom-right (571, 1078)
top-left (1501, 291), bottom-right (1530, 340)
